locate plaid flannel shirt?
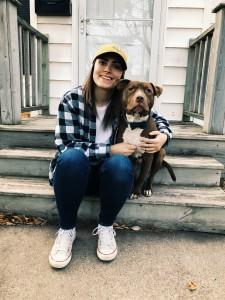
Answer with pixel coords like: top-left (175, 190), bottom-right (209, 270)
top-left (49, 86), bottom-right (173, 185)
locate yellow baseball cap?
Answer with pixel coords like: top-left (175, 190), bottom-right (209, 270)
top-left (93, 43), bottom-right (128, 70)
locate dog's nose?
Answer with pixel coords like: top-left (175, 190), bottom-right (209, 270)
top-left (136, 96), bottom-right (144, 103)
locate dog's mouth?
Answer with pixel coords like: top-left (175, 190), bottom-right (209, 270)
top-left (126, 105), bottom-right (149, 116)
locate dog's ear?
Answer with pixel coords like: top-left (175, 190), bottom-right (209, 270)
top-left (150, 83), bottom-right (163, 97)
top-left (117, 79), bottom-right (130, 90)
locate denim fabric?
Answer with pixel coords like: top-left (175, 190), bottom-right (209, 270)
top-left (53, 148), bottom-right (134, 229)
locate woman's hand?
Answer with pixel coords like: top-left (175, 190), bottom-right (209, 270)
top-left (111, 143), bottom-right (137, 156)
top-left (138, 131), bottom-right (168, 153)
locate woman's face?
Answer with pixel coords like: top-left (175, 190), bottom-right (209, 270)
top-left (93, 54), bottom-right (124, 90)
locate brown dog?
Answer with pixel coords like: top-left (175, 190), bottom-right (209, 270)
top-left (116, 79), bottom-right (176, 198)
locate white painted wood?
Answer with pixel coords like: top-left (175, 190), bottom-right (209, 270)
top-left (203, 5), bottom-right (225, 134)
top-left (49, 62), bottom-right (72, 81)
top-left (29, 0), bottom-right (37, 28)
top-left (159, 103), bottom-right (183, 121)
top-left (49, 44), bottom-right (72, 62)
top-left (49, 98), bottom-right (60, 115)
top-left (50, 80), bottom-right (72, 98)
top-left (77, 0), bottom-right (87, 85)
top-left (202, 0), bottom-right (220, 30)
top-left (0, 0), bottom-right (21, 124)
top-left (164, 47), bottom-right (188, 67)
top-left (163, 67), bottom-right (186, 85)
top-left (168, 0), bottom-right (204, 8)
top-left (149, 0), bottom-right (167, 85)
top-left (190, 116), bottom-right (204, 127)
top-left (167, 8), bottom-right (204, 28)
top-left (165, 28), bottom-right (202, 47)
top-left (160, 85), bottom-right (185, 104)
top-left (72, 0), bottom-right (79, 87)
top-left (37, 24), bottom-right (72, 43)
top-left (37, 16), bottom-right (72, 24)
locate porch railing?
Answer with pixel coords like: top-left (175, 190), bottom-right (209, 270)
top-left (0, 0), bottom-right (49, 125)
top-left (18, 17), bottom-right (49, 113)
top-left (184, 3), bottom-right (225, 135)
top-left (183, 25), bottom-right (214, 121)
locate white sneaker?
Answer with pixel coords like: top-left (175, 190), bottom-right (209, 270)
top-left (49, 228), bottom-right (76, 268)
top-left (92, 224), bottom-right (118, 261)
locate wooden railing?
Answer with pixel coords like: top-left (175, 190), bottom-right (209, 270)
top-left (184, 3), bottom-right (225, 134)
top-left (0, 0), bottom-right (49, 125)
top-left (18, 17), bottom-right (49, 113)
top-left (183, 25), bottom-right (214, 121)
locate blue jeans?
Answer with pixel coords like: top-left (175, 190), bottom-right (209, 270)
top-left (53, 148), bottom-right (134, 229)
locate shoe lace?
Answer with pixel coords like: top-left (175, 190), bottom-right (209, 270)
top-left (92, 225), bottom-right (116, 248)
top-left (54, 229), bottom-right (75, 251)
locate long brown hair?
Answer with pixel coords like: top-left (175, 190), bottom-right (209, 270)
top-left (83, 59), bottom-right (125, 129)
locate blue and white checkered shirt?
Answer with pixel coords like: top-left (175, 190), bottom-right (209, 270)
top-left (49, 86), bottom-right (172, 185)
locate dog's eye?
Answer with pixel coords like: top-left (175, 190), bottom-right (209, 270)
top-left (128, 86), bottom-right (134, 91)
top-left (145, 88), bottom-right (152, 94)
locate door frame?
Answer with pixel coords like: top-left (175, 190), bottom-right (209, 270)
top-left (72, 0), bottom-right (167, 89)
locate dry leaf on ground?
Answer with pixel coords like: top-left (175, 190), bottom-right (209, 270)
top-left (0, 212), bottom-right (47, 226)
top-left (113, 223), bottom-right (142, 231)
top-left (187, 281), bottom-right (197, 291)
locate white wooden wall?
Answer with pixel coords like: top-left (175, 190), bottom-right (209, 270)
top-left (30, 0), bottom-right (221, 119)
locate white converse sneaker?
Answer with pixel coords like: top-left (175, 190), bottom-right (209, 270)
top-left (49, 228), bottom-right (76, 268)
top-left (92, 224), bottom-right (117, 261)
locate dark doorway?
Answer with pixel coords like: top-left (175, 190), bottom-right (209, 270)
top-left (18, 0), bottom-right (30, 24)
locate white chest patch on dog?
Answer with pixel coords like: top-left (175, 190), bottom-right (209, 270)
top-left (122, 127), bottom-right (144, 157)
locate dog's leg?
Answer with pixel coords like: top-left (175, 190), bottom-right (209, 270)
top-left (131, 155), bottom-right (154, 199)
top-left (143, 149), bottom-right (165, 196)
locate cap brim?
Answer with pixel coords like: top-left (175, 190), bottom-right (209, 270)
top-left (94, 52), bottom-right (127, 70)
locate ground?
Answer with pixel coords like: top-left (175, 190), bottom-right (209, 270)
top-left (0, 224), bottom-right (225, 300)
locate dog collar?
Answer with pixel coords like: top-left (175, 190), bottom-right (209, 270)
top-left (127, 121), bottom-right (147, 130)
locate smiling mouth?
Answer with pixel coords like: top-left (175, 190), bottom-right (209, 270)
top-left (100, 75), bottom-right (113, 81)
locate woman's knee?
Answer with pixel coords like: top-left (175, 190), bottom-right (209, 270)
top-left (101, 154), bottom-right (133, 178)
top-left (57, 148), bottom-right (90, 170)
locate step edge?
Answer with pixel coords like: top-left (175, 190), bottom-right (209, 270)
top-left (0, 152), bottom-right (223, 170)
top-left (0, 189), bottom-right (224, 208)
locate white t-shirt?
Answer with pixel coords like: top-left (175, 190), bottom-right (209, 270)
top-left (95, 104), bottom-right (112, 144)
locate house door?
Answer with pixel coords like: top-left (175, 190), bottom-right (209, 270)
top-left (77, 0), bottom-right (156, 85)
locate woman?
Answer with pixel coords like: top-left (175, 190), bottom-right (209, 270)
top-left (49, 44), bottom-right (172, 268)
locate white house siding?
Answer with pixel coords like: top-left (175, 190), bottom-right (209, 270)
top-left (160, 0), bottom-right (221, 121)
top-left (36, 17), bottom-right (73, 115)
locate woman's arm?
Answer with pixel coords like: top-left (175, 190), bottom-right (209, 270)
top-left (55, 90), bottom-right (111, 161)
top-left (139, 110), bottom-right (172, 153)
top-left (151, 110), bottom-right (172, 142)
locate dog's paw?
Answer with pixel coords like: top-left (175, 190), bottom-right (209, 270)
top-left (143, 189), bottom-right (152, 197)
top-left (130, 193), bottom-right (139, 199)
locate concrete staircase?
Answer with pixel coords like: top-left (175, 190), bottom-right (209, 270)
top-left (0, 116), bottom-right (225, 233)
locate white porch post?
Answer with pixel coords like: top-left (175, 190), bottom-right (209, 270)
top-left (0, 0), bottom-right (21, 124)
top-left (203, 3), bottom-right (225, 134)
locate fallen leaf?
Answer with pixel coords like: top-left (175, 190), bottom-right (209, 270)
top-left (0, 212), bottom-right (47, 226)
top-left (187, 281), bottom-right (197, 291)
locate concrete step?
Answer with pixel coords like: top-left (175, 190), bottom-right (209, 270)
top-left (0, 116), bottom-right (224, 177)
top-left (0, 116), bottom-right (56, 149)
top-left (0, 176), bottom-right (225, 234)
top-left (155, 155), bottom-right (224, 186)
top-left (167, 123), bottom-right (225, 177)
top-left (0, 117), bottom-right (225, 156)
top-left (0, 148), bottom-right (223, 186)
